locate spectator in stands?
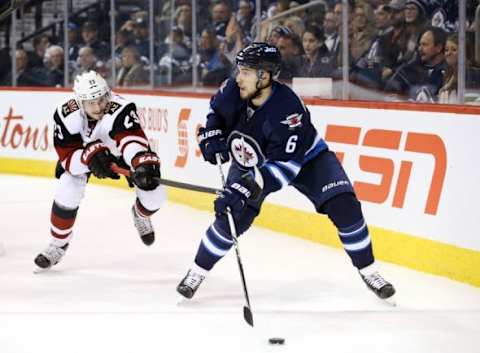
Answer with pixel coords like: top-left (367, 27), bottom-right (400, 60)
top-left (114, 29), bottom-right (134, 62)
top-left (430, 0), bottom-right (458, 32)
top-left (331, 1), bottom-right (354, 76)
top-left (132, 16), bottom-right (151, 60)
top-left (236, 0), bottom-right (254, 42)
top-left (224, 11), bottom-right (247, 61)
top-left (289, 1), bottom-right (306, 19)
top-left (350, 3), bottom-right (376, 64)
top-left (2, 48), bottom-right (50, 86)
top-left (438, 33), bottom-right (480, 103)
top-left (403, 0), bottom-right (427, 63)
top-left (267, 26), bottom-right (291, 46)
top-left (81, 21), bottom-right (109, 61)
top-left (72, 46), bottom-right (97, 81)
top-left (198, 28), bottom-right (231, 86)
top-left (350, 4), bottom-right (395, 89)
top-left (211, 1), bottom-right (232, 42)
top-left (283, 16), bottom-right (306, 40)
top-left (44, 45), bottom-right (65, 87)
top-left (323, 11), bottom-right (339, 54)
top-left (333, 1), bottom-right (354, 37)
top-left (385, 26), bottom-right (446, 101)
top-left (176, 4), bottom-right (193, 48)
top-left (298, 25), bottom-right (333, 78)
top-left (276, 0), bottom-right (291, 14)
top-left (381, 0), bottom-right (408, 82)
top-left (116, 46), bottom-right (149, 87)
top-left (67, 22), bottom-right (81, 62)
top-left (28, 34), bottom-right (51, 69)
top-left (158, 27), bottom-right (192, 83)
top-left (276, 30), bottom-right (303, 80)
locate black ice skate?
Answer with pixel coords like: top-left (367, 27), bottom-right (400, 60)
top-left (359, 264), bottom-right (396, 300)
top-left (34, 243), bottom-right (69, 270)
top-left (131, 205), bottom-right (155, 246)
top-left (177, 269), bottom-right (206, 299)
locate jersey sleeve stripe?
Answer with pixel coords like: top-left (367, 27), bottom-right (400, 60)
top-left (118, 135), bottom-right (149, 153)
top-left (265, 162), bottom-right (290, 188)
top-left (273, 160), bottom-right (301, 177)
top-left (304, 133), bottom-right (328, 163)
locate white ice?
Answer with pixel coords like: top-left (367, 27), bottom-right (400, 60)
top-left (0, 175), bottom-right (479, 353)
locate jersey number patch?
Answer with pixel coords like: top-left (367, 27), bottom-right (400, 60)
top-left (124, 110), bottom-right (140, 129)
top-left (285, 135), bottom-right (298, 153)
top-left (54, 123), bottom-right (64, 140)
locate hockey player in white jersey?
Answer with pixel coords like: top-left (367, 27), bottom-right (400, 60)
top-left (34, 71), bottom-right (165, 270)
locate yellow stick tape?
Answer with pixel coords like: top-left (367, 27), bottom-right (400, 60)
top-left (2, 157), bottom-right (479, 287)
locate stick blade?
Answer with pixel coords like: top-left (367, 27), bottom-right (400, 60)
top-left (243, 306), bottom-right (254, 327)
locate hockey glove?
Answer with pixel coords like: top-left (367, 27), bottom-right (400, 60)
top-left (214, 173), bottom-right (261, 215)
top-left (198, 127), bottom-right (229, 165)
top-left (81, 140), bottom-right (120, 179)
top-left (131, 151), bottom-right (161, 191)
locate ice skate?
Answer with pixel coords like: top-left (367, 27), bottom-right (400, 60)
top-left (34, 242), bottom-right (69, 272)
top-left (131, 205), bottom-right (155, 246)
top-left (359, 263), bottom-right (396, 304)
top-left (177, 266), bottom-right (208, 299)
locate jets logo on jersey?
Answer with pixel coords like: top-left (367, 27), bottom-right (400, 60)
top-left (281, 113), bottom-right (303, 129)
top-left (62, 99), bottom-right (80, 117)
top-left (228, 131), bottom-right (265, 168)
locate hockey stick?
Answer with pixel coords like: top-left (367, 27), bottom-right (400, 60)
top-left (111, 163), bottom-right (131, 177)
top-left (216, 153), bottom-right (254, 327)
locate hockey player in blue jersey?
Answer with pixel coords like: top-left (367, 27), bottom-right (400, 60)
top-left (177, 43), bottom-right (395, 301)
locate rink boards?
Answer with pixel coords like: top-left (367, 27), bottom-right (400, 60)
top-left (0, 87), bottom-right (479, 287)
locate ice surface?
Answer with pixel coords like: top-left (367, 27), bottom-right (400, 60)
top-left (0, 175), bottom-right (478, 353)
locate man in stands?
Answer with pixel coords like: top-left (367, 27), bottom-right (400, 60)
top-left (385, 26), bottom-right (446, 101)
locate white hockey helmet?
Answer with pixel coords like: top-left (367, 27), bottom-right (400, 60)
top-left (73, 70), bottom-right (111, 104)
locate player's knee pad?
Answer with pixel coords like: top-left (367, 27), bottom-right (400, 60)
top-left (323, 192), bottom-right (363, 229)
top-left (54, 172), bottom-right (88, 209)
top-left (136, 184), bottom-right (166, 212)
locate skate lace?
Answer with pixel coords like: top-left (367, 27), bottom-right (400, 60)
top-left (133, 210), bottom-right (153, 236)
top-left (43, 244), bottom-right (66, 263)
top-left (184, 271), bottom-right (205, 290)
top-left (364, 272), bottom-right (387, 289)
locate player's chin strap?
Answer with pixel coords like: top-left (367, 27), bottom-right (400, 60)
top-left (216, 153), bottom-right (254, 327)
top-left (255, 69), bottom-right (264, 90)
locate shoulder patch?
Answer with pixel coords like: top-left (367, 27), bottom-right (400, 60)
top-left (61, 99), bottom-right (80, 117)
top-left (280, 113), bottom-right (303, 129)
top-left (106, 101), bottom-right (122, 114)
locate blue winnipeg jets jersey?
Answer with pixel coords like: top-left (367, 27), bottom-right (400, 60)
top-left (206, 78), bottom-right (328, 194)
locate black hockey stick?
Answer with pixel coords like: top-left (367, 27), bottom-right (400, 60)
top-left (216, 153), bottom-right (254, 327)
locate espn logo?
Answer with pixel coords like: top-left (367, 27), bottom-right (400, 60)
top-left (325, 125), bottom-right (446, 215)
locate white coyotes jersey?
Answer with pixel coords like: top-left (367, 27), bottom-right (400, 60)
top-left (53, 93), bottom-right (149, 174)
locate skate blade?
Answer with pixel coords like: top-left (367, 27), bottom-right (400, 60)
top-left (176, 295), bottom-right (191, 306)
top-left (33, 266), bottom-right (51, 274)
top-left (382, 295), bottom-right (397, 307)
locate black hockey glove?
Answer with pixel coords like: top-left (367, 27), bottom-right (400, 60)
top-left (214, 173), bottom-right (261, 215)
top-left (81, 140), bottom-right (120, 179)
top-left (198, 127), bottom-right (230, 165)
top-left (131, 151), bottom-right (161, 191)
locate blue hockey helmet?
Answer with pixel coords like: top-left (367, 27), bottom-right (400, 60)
top-left (235, 42), bottom-right (282, 76)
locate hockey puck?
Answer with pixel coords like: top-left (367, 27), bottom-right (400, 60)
top-left (268, 337), bottom-right (285, 345)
